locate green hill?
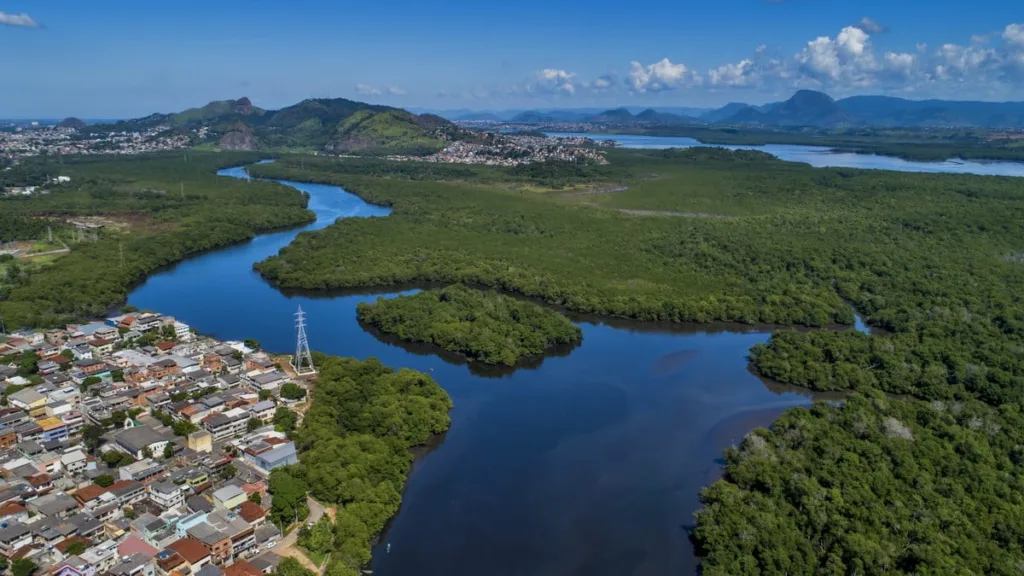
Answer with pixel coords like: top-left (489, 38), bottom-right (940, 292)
top-left (90, 96), bottom-right (467, 155)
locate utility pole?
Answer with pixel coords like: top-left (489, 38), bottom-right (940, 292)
top-left (47, 227), bottom-right (52, 242)
top-left (119, 242), bottom-right (125, 269)
top-left (180, 182), bottom-right (184, 200)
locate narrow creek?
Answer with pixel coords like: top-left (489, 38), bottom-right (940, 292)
top-left (128, 164), bottom-right (833, 575)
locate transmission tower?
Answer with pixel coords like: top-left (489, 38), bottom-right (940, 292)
top-left (292, 306), bottom-right (316, 375)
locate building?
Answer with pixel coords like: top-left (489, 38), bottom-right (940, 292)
top-left (0, 521), bottom-right (31, 557)
top-left (36, 416), bottom-right (69, 442)
top-left (149, 481), bottom-right (185, 510)
top-left (243, 441), bottom-right (298, 474)
top-left (60, 449), bottom-right (88, 474)
top-left (166, 537), bottom-right (212, 572)
top-left (203, 408), bottom-right (248, 441)
top-left (188, 430), bottom-right (213, 453)
top-left (89, 338), bottom-right (116, 357)
top-left (107, 479), bottom-right (146, 506)
top-left (8, 388), bottom-right (47, 416)
top-left (211, 485), bottom-right (247, 511)
top-left (108, 552), bottom-right (156, 576)
top-left (187, 522), bottom-right (231, 565)
top-left (247, 401), bottom-right (275, 424)
top-left (207, 509), bottom-right (256, 560)
top-left (113, 427), bottom-right (169, 459)
top-left (174, 321), bottom-right (192, 342)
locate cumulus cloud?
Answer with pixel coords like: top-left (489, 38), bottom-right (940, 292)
top-left (795, 26), bottom-right (878, 86)
top-left (1005, 23), bottom-right (1024, 47)
top-left (533, 68), bottom-right (577, 95)
top-left (354, 84), bottom-right (382, 96)
top-left (854, 17), bottom-right (887, 34)
top-left (0, 11), bottom-right (39, 28)
top-left (386, 86), bottom-right (407, 96)
top-left (627, 58), bottom-right (699, 92)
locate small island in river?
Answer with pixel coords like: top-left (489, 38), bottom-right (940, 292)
top-left (356, 285), bottom-right (583, 365)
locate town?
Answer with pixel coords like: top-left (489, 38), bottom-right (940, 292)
top-left (0, 308), bottom-right (316, 576)
top-left (0, 126), bottom-right (200, 163)
top-left (377, 133), bottom-right (613, 166)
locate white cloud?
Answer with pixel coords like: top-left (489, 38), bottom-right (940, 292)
top-left (1004, 23), bottom-right (1024, 47)
top-left (628, 58), bottom-right (699, 92)
top-left (795, 26), bottom-right (878, 87)
top-left (354, 84), bottom-right (382, 96)
top-left (0, 11), bottom-right (39, 28)
top-left (708, 59), bottom-right (756, 87)
top-left (971, 34), bottom-right (991, 44)
top-left (533, 68), bottom-right (577, 95)
top-left (386, 86), bottom-right (407, 96)
top-left (854, 17), bottom-right (887, 34)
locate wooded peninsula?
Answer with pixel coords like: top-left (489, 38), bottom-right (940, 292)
top-left (356, 285), bottom-right (582, 365)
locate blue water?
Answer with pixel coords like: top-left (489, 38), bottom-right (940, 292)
top-left (547, 132), bottom-right (1024, 177)
top-left (127, 165), bottom-right (824, 575)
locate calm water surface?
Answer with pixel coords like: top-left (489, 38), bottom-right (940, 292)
top-left (547, 132), bottom-right (1024, 177)
top-left (128, 166), bottom-right (825, 575)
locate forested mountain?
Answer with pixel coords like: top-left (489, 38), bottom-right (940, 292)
top-left (89, 96), bottom-right (470, 155)
top-left (719, 90), bottom-right (854, 127)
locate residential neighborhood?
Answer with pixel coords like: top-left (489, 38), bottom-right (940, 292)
top-left (0, 309), bottom-right (313, 576)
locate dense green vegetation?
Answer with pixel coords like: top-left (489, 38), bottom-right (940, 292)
top-left (694, 392), bottom-right (1024, 574)
top-left (269, 353), bottom-right (452, 576)
top-left (248, 149), bottom-right (1024, 573)
top-left (356, 285), bottom-right (582, 365)
top-left (0, 152), bottom-right (313, 328)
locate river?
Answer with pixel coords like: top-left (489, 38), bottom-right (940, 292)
top-left (547, 132), bottom-right (1024, 177)
top-left (127, 165), bottom-right (833, 575)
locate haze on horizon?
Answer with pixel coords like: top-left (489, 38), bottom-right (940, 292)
top-left (3, 0), bottom-right (1024, 118)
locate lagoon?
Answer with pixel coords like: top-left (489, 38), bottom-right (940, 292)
top-left (547, 132), bottom-right (1024, 177)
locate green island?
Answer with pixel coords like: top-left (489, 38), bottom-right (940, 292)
top-left (0, 152), bottom-right (313, 327)
top-left (356, 284), bottom-right (583, 365)
top-left (247, 149), bottom-right (1024, 573)
top-left (268, 353), bottom-right (452, 576)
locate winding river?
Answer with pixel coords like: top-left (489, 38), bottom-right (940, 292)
top-left (126, 145), bottom-right (1018, 575)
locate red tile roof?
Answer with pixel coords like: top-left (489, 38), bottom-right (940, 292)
top-left (237, 501), bottom-right (265, 524)
top-left (73, 484), bottom-right (109, 504)
top-left (168, 538), bottom-right (210, 565)
top-left (224, 560), bottom-right (262, 576)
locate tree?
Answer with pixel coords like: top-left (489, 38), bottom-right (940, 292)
top-left (163, 443), bottom-right (175, 459)
top-left (219, 464), bottom-right (237, 480)
top-left (120, 305), bottom-right (138, 313)
top-left (142, 446), bottom-right (153, 459)
top-left (244, 338), bottom-right (260, 350)
top-left (248, 491), bottom-right (262, 505)
top-left (232, 350), bottom-right (244, 361)
top-left (64, 540), bottom-right (88, 555)
top-left (82, 425), bottom-right (104, 453)
top-left (94, 474), bottom-right (114, 488)
top-left (274, 407), bottom-right (297, 434)
top-left (161, 325), bottom-right (177, 341)
top-left (171, 420), bottom-right (198, 436)
top-left (11, 558), bottom-right (36, 576)
top-left (259, 389), bottom-right (273, 401)
top-left (247, 417), bottom-right (262, 433)
top-left (112, 369), bottom-right (124, 382)
top-left (80, 375), bottom-right (101, 393)
top-left (280, 382), bottom-right (306, 400)
top-left (60, 349), bottom-right (74, 360)
top-left (102, 451), bottom-right (128, 468)
top-left (268, 467), bottom-right (309, 528)
top-left (297, 517), bottom-right (334, 556)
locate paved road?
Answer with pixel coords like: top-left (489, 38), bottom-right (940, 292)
top-left (270, 496), bottom-right (327, 572)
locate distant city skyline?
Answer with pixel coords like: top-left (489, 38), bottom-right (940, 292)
top-left (2, 1), bottom-right (1024, 117)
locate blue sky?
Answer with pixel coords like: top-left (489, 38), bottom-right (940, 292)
top-left (3, 0), bottom-right (1024, 117)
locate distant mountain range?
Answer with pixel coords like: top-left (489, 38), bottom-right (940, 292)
top-left (449, 91), bottom-right (1024, 129)
top-left (90, 97), bottom-right (470, 154)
